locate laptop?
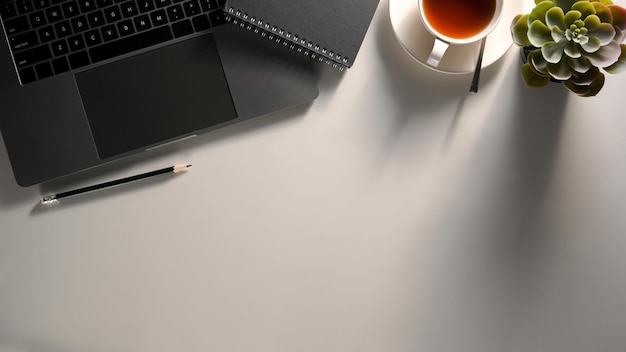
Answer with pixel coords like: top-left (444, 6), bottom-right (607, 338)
top-left (0, 0), bottom-right (318, 187)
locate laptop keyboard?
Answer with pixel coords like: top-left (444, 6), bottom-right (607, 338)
top-left (0, 0), bottom-right (227, 84)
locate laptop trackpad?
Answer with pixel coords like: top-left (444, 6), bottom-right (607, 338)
top-left (76, 33), bottom-right (238, 160)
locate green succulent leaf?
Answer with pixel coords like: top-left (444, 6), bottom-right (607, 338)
top-left (581, 35), bottom-right (601, 53)
top-left (564, 69), bottom-right (605, 96)
top-left (552, 25), bottom-right (566, 41)
top-left (529, 20), bottom-right (554, 46)
top-left (546, 57), bottom-right (573, 79)
top-left (571, 1), bottom-right (596, 19)
top-left (586, 40), bottom-right (622, 66)
top-left (592, 2), bottom-right (613, 24)
top-left (546, 7), bottom-right (566, 30)
top-left (608, 4), bottom-right (626, 31)
top-left (564, 80), bottom-right (604, 96)
top-left (530, 1), bottom-right (556, 24)
top-left (521, 62), bottom-right (551, 87)
top-left (511, 14), bottom-right (531, 46)
top-left (529, 48), bottom-right (549, 74)
top-left (564, 41), bottom-right (582, 57)
top-left (585, 15), bottom-right (616, 45)
top-left (553, 0), bottom-right (578, 12)
top-left (565, 10), bottom-right (583, 25)
top-left (542, 40), bottom-right (568, 62)
top-left (583, 14), bottom-right (602, 29)
top-left (568, 55), bottom-right (592, 72)
top-left (614, 27), bottom-right (625, 43)
top-left (563, 80), bottom-right (591, 95)
top-left (604, 43), bottom-right (626, 73)
top-left (586, 74), bottom-right (604, 96)
top-left (569, 65), bottom-right (601, 84)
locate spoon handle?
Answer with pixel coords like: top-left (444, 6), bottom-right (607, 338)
top-left (469, 37), bottom-right (487, 94)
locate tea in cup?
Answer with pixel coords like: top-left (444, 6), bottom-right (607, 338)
top-left (418, 0), bottom-right (503, 67)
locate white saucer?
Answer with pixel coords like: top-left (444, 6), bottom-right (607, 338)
top-left (389, 0), bottom-right (530, 74)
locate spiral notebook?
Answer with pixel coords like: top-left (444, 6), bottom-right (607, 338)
top-left (225, 0), bottom-right (380, 69)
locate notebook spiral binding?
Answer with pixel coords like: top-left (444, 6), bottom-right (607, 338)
top-left (225, 7), bottom-right (347, 71)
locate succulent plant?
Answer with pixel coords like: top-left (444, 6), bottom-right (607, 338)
top-left (511, 0), bottom-right (626, 96)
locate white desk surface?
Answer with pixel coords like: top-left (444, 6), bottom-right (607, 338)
top-left (2, 1), bottom-right (626, 351)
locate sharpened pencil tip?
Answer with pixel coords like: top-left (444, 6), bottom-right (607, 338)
top-left (173, 164), bottom-right (192, 173)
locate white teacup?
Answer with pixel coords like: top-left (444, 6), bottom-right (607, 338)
top-left (418, 0), bottom-right (504, 67)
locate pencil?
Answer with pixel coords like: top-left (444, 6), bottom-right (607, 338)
top-left (40, 164), bottom-right (191, 205)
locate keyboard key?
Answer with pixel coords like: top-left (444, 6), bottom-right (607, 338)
top-left (104, 5), bottom-right (121, 22)
top-left (191, 14), bottom-right (210, 31)
top-left (87, 10), bottom-right (104, 27)
top-left (62, 1), bottom-right (79, 18)
top-left (45, 5), bottom-right (63, 23)
top-left (149, 9), bottom-right (166, 26)
top-left (15, 0), bottom-right (34, 14)
top-left (54, 20), bottom-right (72, 37)
top-left (84, 29), bottom-right (102, 45)
top-left (52, 56), bottom-right (70, 73)
top-left (35, 61), bottom-right (53, 79)
top-left (9, 30), bottom-right (39, 50)
top-left (172, 19), bottom-right (192, 37)
top-left (137, 0), bottom-right (154, 13)
top-left (19, 67), bottom-right (37, 84)
top-left (183, 0), bottom-right (199, 17)
top-left (1, 3), bottom-right (17, 19)
top-left (68, 50), bottom-right (90, 68)
top-left (120, 1), bottom-right (137, 17)
top-left (90, 25), bottom-right (172, 63)
top-left (78, 0), bottom-right (96, 12)
top-left (68, 33), bottom-right (85, 50)
top-left (100, 24), bottom-right (118, 41)
top-left (133, 14), bottom-right (151, 31)
top-left (117, 19), bottom-right (134, 36)
top-left (4, 16), bottom-right (30, 35)
top-left (208, 8), bottom-right (225, 26)
top-left (29, 10), bottom-right (47, 27)
top-left (198, 0), bottom-right (216, 12)
top-left (154, 0), bottom-right (170, 8)
top-left (70, 15), bottom-right (87, 32)
top-left (34, 0), bottom-right (50, 10)
top-left (38, 25), bottom-right (56, 42)
top-left (166, 4), bottom-right (183, 22)
top-left (51, 38), bottom-right (69, 55)
top-left (14, 44), bottom-right (52, 68)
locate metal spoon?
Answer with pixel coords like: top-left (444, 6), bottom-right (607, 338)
top-left (469, 37), bottom-right (487, 94)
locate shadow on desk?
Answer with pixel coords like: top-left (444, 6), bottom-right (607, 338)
top-left (371, 7), bottom-right (513, 163)
top-left (405, 62), bottom-right (571, 352)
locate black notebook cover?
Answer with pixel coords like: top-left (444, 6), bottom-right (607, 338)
top-left (225, 0), bottom-right (380, 69)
